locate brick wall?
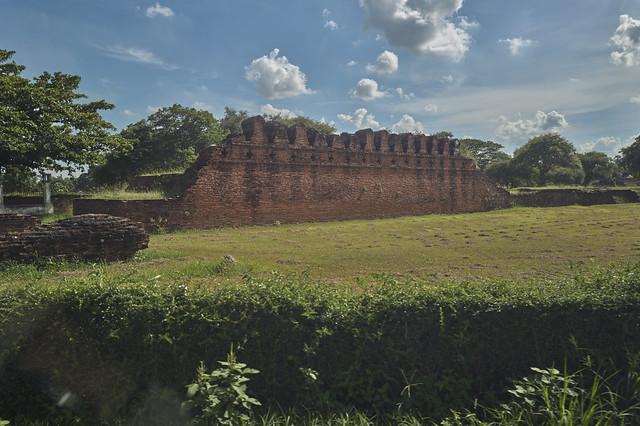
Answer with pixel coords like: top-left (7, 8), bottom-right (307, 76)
top-left (74, 116), bottom-right (509, 229)
top-left (0, 213), bottom-right (40, 235)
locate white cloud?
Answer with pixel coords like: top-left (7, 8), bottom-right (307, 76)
top-left (391, 114), bottom-right (425, 134)
top-left (611, 14), bottom-right (640, 67)
top-left (351, 78), bottom-right (386, 101)
top-left (192, 101), bottom-right (213, 111)
top-left (101, 45), bottom-right (178, 70)
top-left (630, 95), bottom-right (640, 104)
top-left (499, 37), bottom-right (535, 55)
top-left (424, 103), bottom-right (439, 113)
top-left (261, 104), bottom-right (298, 119)
top-left (122, 109), bottom-right (137, 117)
top-left (359, 0), bottom-right (471, 61)
top-left (245, 49), bottom-right (314, 99)
top-left (441, 74), bottom-right (455, 84)
top-left (366, 50), bottom-right (399, 75)
top-left (337, 108), bottom-right (382, 130)
top-left (322, 8), bottom-right (338, 30)
top-left (458, 16), bottom-right (479, 30)
top-left (146, 105), bottom-right (161, 114)
top-left (497, 110), bottom-right (568, 140)
top-left (580, 136), bottom-right (634, 155)
top-left (324, 20), bottom-right (338, 30)
top-left (320, 116), bottom-right (337, 128)
top-left (145, 3), bottom-right (174, 18)
top-left (395, 88), bottom-right (415, 101)
top-left (347, 60), bottom-right (358, 67)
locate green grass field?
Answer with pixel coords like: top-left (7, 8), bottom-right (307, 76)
top-left (4, 204), bottom-right (639, 287)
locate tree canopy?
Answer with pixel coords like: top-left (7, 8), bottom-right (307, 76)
top-left (459, 138), bottom-right (511, 171)
top-left (264, 113), bottom-right (337, 135)
top-left (0, 49), bottom-right (128, 175)
top-left (619, 136), bottom-right (640, 178)
top-left (92, 104), bottom-right (226, 184)
top-left (579, 151), bottom-right (618, 185)
top-left (511, 134), bottom-right (584, 186)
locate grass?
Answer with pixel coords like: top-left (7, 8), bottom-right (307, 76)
top-left (4, 204), bottom-right (639, 287)
top-left (85, 188), bottom-right (166, 200)
top-left (138, 168), bottom-right (186, 177)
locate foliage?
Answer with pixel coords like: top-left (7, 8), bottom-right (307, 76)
top-left (0, 49), bottom-right (128, 174)
top-left (220, 106), bottom-right (249, 137)
top-left (441, 362), bottom-right (640, 425)
top-left (265, 113), bottom-right (337, 135)
top-left (619, 136), bottom-right (640, 178)
top-left (511, 134), bottom-right (584, 186)
top-left (0, 264), bottom-right (639, 423)
top-left (433, 131), bottom-right (454, 139)
top-left (182, 349), bottom-right (261, 425)
top-left (579, 151), bottom-right (618, 185)
top-left (1, 166), bottom-right (39, 193)
top-left (91, 104), bottom-right (226, 185)
top-left (459, 139), bottom-right (510, 171)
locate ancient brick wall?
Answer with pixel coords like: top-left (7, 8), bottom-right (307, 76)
top-left (74, 116), bottom-right (509, 229)
top-left (0, 213), bottom-right (40, 235)
top-left (511, 189), bottom-right (639, 207)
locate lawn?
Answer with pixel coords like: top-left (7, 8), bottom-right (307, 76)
top-left (5, 204), bottom-right (639, 287)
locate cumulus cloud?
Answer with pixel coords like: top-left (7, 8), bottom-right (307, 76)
top-left (101, 45), bottom-right (178, 70)
top-left (122, 109), bottom-right (138, 117)
top-left (325, 20), bottom-right (338, 30)
top-left (351, 78), bottom-right (386, 100)
top-left (347, 60), bottom-right (358, 67)
top-left (145, 3), bottom-right (174, 18)
top-left (337, 108), bottom-right (382, 130)
top-left (359, 0), bottom-right (471, 61)
top-left (391, 114), bottom-right (425, 134)
top-left (261, 104), bottom-right (298, 118)
top-left (424, 103), bottom-right (439, 113)
top-left (458, 16), bottom-right (479, 30)
top-left (580, 136), bottom-right (634, 155)
top-left (631, 95), bottom-right (640, 104)
top-left (497, 110), bottom-right (568, 140)
top-left (245, 49), bottom-right (314, 99)
top-left (499, 37), bottom-right (535, 55)
top-left (611, 14), bottom-right (640, 67)
top-left (366, 50), bottom-right (399, 74)
top-left (395, 88), bottom-right (415, 100)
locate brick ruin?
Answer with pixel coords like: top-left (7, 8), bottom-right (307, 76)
top-left (0, 213), bottom-right (40, 235)
top-left (75, 116), bottom-right (510, 229)
top-left (0, 214), bottom-right (148, 262)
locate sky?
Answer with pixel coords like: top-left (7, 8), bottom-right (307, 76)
top-left (2, 0), bottom-right (640, 155)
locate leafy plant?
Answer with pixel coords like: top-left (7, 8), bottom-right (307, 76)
top-left (182, 348), bottom-right (261, 425)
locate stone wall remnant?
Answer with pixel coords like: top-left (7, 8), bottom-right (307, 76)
top-left (0, 213), bottom-right (40, 235)
top-left (0, 214), bottom-right (148, 263)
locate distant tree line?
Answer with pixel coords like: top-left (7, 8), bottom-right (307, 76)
top-left (1, 47), bottom-right (639, 195)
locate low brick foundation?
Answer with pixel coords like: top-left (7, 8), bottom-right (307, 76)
top-left (0, 213), bottom-right (40, 235)
top-left (0, 214), bottom-right (148, 262)
top-left (511, 189), bottom-right (639, 207)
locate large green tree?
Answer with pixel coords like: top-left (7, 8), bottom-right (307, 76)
top-left (619, 136), bottom-right (640, 178)
top-left (92, 104), bottom-right (226, 185)
top-left (579, 152), bottom-right (618, 185)
top-left (264, 113), bottom-right (337, 135)
top-left (511, 134), bottom-right (584, 186)
top-left (0, 49), bottom-right (128, 176)
top-left (459, 138), bottom-right (511, 171)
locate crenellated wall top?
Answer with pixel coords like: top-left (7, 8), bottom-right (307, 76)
top-left (229, 115), bottom-right (461, 157)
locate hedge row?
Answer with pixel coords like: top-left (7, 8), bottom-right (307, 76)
top-left (1, 265), bottom-right (639, 423)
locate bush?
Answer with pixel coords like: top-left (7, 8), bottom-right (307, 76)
top-left (0, 265), bottom-right (639, 423)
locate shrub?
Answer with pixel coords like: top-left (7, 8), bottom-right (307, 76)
top-left (0, 265), bottom-right (639, 423)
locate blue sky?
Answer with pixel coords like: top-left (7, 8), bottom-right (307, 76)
top-left (2, 0), bottom-right (640, 154)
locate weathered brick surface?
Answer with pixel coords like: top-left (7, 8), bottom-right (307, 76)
top-left (0, 213), bottom-right (40, 235)
top-left (74, 116), bottom-right (510, 229)
top-left (0, 214), bottom-right (148, 262)
top-left (511, 189), bottom-right (639, 207)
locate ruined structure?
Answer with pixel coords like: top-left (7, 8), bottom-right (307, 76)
top-left (75, 116), bottom-right (509, 229)
top-left (0, 213), bottom-right (40, 235)
top-left (0, 214), bottom-right (148, 262)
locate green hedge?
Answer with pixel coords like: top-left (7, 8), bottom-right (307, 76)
top-left (1, 266), bottom-right (639, 423)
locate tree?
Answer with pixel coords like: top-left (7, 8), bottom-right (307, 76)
top-left (459, 138), bottom-right (511, 171)
top-left (264, 113), bottom-right (336, 135)
top-left (619, 136), bottom-right (640, 177)
top-left (220, 107), bottom-right (248, 137)
top-left (92, 104), bottom-right (226, 185)
top-left (511, 134), bottom-right (584, 186)
top-left (0, 49), bottom-right (128, 176)
top-left (579, 152), bottom-right (618, 185)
